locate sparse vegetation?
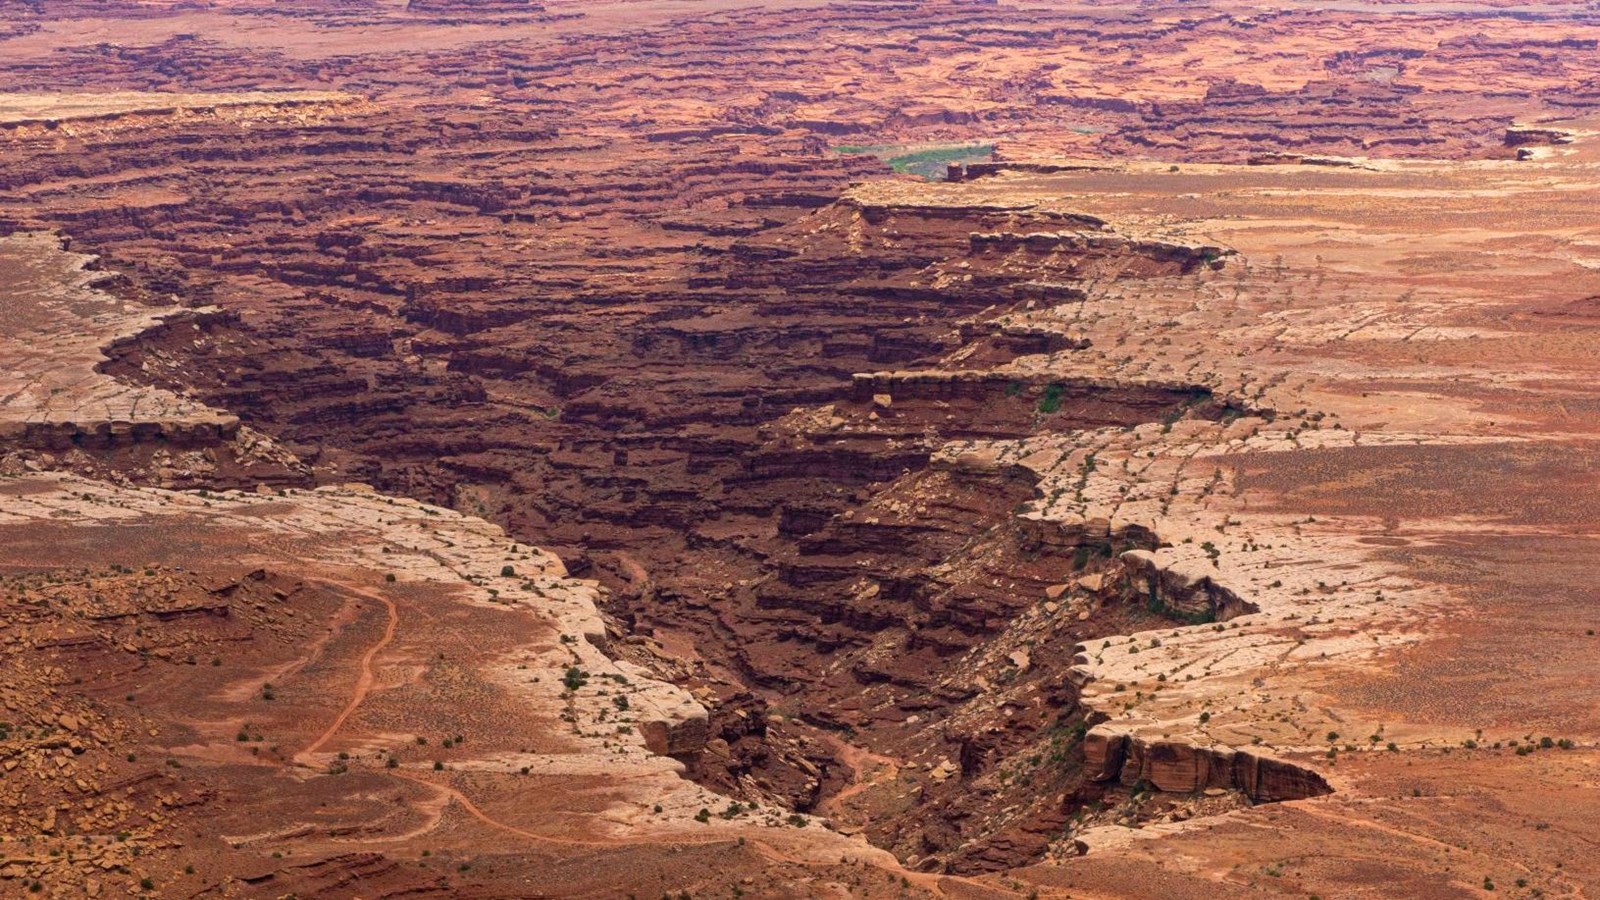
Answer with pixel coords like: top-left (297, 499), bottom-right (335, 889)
top-left (832, 142), bottom-right (996, 178)
top-left (1037, 382), bottom-right (1065, 414)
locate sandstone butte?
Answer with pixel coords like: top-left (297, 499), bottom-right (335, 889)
top-left (1, 0), bottom-right (1599, 897)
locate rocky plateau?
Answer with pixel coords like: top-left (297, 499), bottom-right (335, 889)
top-left (2, 0), bottom-right (1600, 897)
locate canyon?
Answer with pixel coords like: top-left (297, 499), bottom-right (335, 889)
top-left (2, 0), bottom-right (1600, 897)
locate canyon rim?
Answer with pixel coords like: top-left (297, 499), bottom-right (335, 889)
top-left (2, 0), bottom-right (1600, 897)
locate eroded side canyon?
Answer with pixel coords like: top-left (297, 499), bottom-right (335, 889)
top-left (3, 1), bottom-right (1600, 897)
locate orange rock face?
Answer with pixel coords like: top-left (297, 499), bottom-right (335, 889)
top-left (3, 0), bottom-right (1600, 896)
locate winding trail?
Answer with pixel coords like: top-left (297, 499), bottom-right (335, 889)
top-left (277, 576), bottom-right (1013, 897)
top-left (387, 770), bottom-right (996, 897)
top-left (389, 770), bottom-right (608, 848)
top-left (819, 733), bottom-right (903, 819)
top-left (296, 580), bottom-right (399, 762)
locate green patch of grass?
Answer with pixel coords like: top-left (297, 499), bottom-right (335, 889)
top-left (833, 142), bottom-right (997, 179)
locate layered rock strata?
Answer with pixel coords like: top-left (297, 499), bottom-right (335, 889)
top-left (3, 0), bottom-right (1600, 894)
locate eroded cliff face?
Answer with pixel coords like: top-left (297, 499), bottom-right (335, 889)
top-left (0, 234), bottom-right (902, 899)
top-left (82, 182), bottom-right (1250, 870)
top-left (0, 232), bottom-right (307, 488)
top-left (1083, 731), bottom-right (1331, 803)
top-left (7, 0), bottom-right (1600, 894)
top-left (0, 13), bottom-right (1498, 867)
top-left (402, 197), bottom-right (1242, 868)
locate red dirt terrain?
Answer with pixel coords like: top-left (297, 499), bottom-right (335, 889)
top-left (3, 0), bottom-right (1600, 896)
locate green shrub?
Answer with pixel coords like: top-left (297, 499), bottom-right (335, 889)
top-left (1037, 383), bottom-right (1064, 414)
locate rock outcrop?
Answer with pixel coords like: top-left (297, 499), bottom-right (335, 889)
top-left (5, 0), bottom-right (1600, 892)
top-left (1084, 729), bottom-right (1332, 802)
top-left (0, 232), bottom-right (305, 486)
top-left (1112, 548), bottom-right (1259, 624)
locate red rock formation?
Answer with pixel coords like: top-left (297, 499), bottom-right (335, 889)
top-left (5, 0), bottom-right (1600, 882)
top-left (1084, 729), bottom-right (1332, 802)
